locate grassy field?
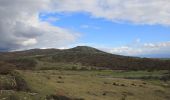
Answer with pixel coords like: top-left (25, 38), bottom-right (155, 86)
top-left (0, 70), bottom-right (170, 100)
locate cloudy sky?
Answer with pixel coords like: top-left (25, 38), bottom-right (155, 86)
top-left (0, 0), bottom-right (170, 58)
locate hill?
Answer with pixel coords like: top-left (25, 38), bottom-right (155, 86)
top-left (0, 46), bottom-right (170, 70)
top-left (0, 46), bottom-right (170, 100)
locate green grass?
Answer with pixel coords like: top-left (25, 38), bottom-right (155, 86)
top-left (36, 61), bottom-right (93, 70)
top-left (92, 70), bottom-right (168, 78)
top-left (0, 70), bottom-right (170, 100)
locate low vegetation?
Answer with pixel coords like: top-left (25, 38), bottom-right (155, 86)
top-left (0, 46), bottom-right (170, 100)
top-left (0, 61), bottom-right (15, 75)
top-left (0, 46), bottom-right (170, 71)
top-left (0, 70), bottom-right (170, 100)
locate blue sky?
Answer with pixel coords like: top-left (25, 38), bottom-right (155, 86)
top-left (0, 0), bottom-right (170, 57)
top-left (39, 12), bottom-right (170, 57)
top-left (40, 12), bottom-right (170, 46)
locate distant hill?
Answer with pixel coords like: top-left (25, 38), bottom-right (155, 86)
top-left (139, 53), bottom-right (170, 58)
top-left (0, 46), bottom-right (170, 70)
top-left (0, 49), bottom-right (61, 59)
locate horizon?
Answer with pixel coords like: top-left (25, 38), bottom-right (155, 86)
top-left (0, 0), bottom-right (170, 58)
top-left (0, 45), bottom-right (169, 59)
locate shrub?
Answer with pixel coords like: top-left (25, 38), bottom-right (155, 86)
top-left (0, 76), bottom-right (16, 90)
top-left (9, 94), bottom-right (20, 100)
top-left (71, 66), bottom-right (78, 70)
top-left (0, 61), bottom-right (15, 75)
top-left (10, 71), bottom-right (30, 91)
top-left (80, 67), bottom-right (88, 71)
top-left (46, 94), bottom-right (84, 100)
top-left (7, 58), bottom-right (37, 70)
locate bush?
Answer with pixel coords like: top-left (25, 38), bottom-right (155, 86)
top-left (80, 67), bottom-right (88, 71)
top-left (0, 70), bottom-right (31, 91)
top-left (0, 76), bottom-right (16, 90)
top-left (71, 66), bottom-right (78, 70)
top-left (7, 58), bottom-right (37, 70)
top-left (46, 94), bottom-right (84, 100)
top-left (10, 71), bottom-right (30, 91)
top-left (9, 94), bottom-right (20, 100)
top-left (0, 61), bottom-right (15, 75)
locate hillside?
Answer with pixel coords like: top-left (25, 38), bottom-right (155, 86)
top-left (0, 46), bottom-right (170, 100)
top-left (0, 48), bottom-right (60, 59)
top-left (0, 46), bottom-right (170, 70)
top-left (37, 46), bottom-right (170, 70)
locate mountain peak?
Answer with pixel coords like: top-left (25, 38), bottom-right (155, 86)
top-left (69, 46), bottom-right (104, 53)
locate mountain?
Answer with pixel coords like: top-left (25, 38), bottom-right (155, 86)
top-left (67, 46), bottom-right (105, 53)
top-left (140, 53), bottom-right (170, 58)
top-left (0, 48), bottom-right (62, 61)
top-left (0, 46), bottom-right (170, 70)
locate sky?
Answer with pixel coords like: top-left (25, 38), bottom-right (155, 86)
top-left (0, 0), bottom-right (170, 58)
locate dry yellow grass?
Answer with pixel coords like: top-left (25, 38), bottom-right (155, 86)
top-left (17, 70), bottom-right (170, 100)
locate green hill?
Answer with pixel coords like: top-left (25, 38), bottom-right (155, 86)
top-left (0, 46), bottom-right (170, 100)
top-left (0, 46), bottom-right (170, 70)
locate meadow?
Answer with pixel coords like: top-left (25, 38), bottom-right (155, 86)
top-left (0, 70), bottom-right (170, 100)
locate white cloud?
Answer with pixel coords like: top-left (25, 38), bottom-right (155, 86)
top-left (104, 41), bottom-right (170, 57)
top-left (144, 42), bottom-right (170, 48)
top-left (43, 16), bottom-right (60, 23)
top-left (21, 38), bottom-right (37, 46)
top-left (80, 24), bottom-right (100, 29)
top-left (0, 0), bottom-right (79, 51)
top-left (1, 0), bottom-right (170, 52)
top-left (81, 25), bottom-right (90, 29)
top-left (52, 0), bottom-right (170, 25)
